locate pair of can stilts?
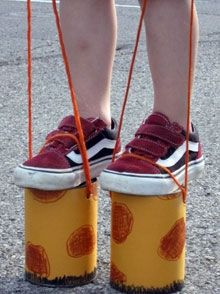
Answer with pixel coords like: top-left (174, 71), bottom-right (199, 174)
top-left (24, 0), bottom-right (195, 292)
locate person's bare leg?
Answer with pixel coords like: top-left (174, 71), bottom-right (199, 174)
top-left (60, 0), bottom-right (117, 127)
top-left (142, 0), bottom-right (199, 129)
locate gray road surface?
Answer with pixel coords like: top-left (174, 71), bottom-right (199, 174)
top-left (0, 0), bottom-right (219, 293)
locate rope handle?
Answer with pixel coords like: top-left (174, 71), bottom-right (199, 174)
top-left (112, 0), bottom-right (148, 162)
top-left (27, 0), bottom-right (32, 159)
top-left (27, 0), bottom-right (194, 200)
top-left (27, 0), bottom-right (93, 197)
top-left (112, 0), bottom-right (195, 203)
top-left (121, 153), bottom-right (187, 202)
top-left (185, 0), bottom-right (195, 196)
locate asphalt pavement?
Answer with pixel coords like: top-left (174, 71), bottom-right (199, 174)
top-left (0, 0), bottom-right (219, 293)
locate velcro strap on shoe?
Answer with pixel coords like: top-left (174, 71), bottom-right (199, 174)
top-left (45, 130), bottom-right (77, 149)
top-left (135, 124), bottom-right (184, 147)
top-left (126, 138), bottom-right (167, 157)
top-left (59, 115), bottom-right (96, 137)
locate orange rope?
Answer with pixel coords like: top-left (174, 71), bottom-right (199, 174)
top-left (27, 0), bottom-right (32, 159)
top-left (112, 0), bottom-right (195, 203)
top-left (40, 133), bottom-right (93, 197)
top-left (26, 0), bottom-right (93, 196)
top-left (122, 153), bottom-right (186, 199)
top-left (51, 0), bottom-right (93, 197)
top-left (27, 0), bottom-right (194, 200)
top-left (40, 133), bottom-right (82, 155)
top-left (184, 0), bottom-right (194, 197)
top-left (112, 0), bottom-right (148, 162)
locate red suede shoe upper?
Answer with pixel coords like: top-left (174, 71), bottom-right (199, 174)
top-left (107, 112), bottom-right (186, 175)
top-left (107, 155), bottom-right (160, 174)
top-left (24, 150), bottom-right (70, 169)
top-left (23, 116), bottom-right (107, 169)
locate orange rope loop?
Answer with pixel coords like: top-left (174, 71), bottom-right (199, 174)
top-left (112, 0), bottom-right (194, 203)
top-left (184, 0), bottom-right (194, 197)
top-left (51, 0), bottom-right (93, 197)
top-left (26, 0), bottom-right (93, 196)
top-left (27, 0), bottom-right (32, 159)
top-left (122, 153), bottom-right (186, 201)
top-left (27, 0), bottom-right (194, 200)
top-left (112, 0), bottom-right (148, 162)
top-left (41, 133), bottom-right (94, 197)
top-left (40, 133), bottom-right (81, 155)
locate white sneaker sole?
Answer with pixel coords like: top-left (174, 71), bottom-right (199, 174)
top-left (14, 155), bottom-right (113, 190)
top-left (100, 157), bottom-right (205, 196)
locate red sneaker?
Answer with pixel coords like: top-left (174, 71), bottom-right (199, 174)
top-left (14, 116), bottom-right (120, 190)
top-left (100, 112), bottom-right (204, 195)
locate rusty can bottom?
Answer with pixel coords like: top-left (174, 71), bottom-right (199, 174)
top-left (110, 279), bottom-right (184, 294)
top-left (25, 268), bottom-right (97, 288)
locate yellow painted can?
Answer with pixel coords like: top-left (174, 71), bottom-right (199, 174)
top-left (110, 191), bottom-right (186, 293)
top-left (24, 181), bottom-right (98, 287)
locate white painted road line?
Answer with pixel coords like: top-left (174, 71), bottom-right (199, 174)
top-left (10, 0), bottom-right (140, 9)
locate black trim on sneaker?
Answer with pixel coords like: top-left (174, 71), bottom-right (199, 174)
top-left (160, 151), bottom-right (198, 174)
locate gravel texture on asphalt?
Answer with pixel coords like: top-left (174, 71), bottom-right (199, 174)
top-left (0, 0), bottom-right (219, 293)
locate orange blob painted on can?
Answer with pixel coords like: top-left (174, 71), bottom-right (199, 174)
top-left (158, 218), bottom-right (186, 261)
top-left (67, 225), bottom-right (95, 258)
top-left (112, 202), bottom-right (134, 244)
top-left (26, 242), bottom-right (50, 277)
top-left (111, 263), bottom-right (127, 284)
top-left (157, 194), bottom-right (180, 201)
top-left (31, 189), bottom-right (66, 203)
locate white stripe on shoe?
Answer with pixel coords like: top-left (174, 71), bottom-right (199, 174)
top-left (100, 157), bottom-right (205, 195)
top-left (66, 138), bottom-right (116, 164)
top-left (156, 141), bottom-right (199, 168)
top-left (15, 156), bottom-right (114, 190)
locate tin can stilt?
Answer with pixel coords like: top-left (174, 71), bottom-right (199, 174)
top-left (110, 191), bottom-right (186, 293)
top-left (24, 181), bottom-right (98, 287)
